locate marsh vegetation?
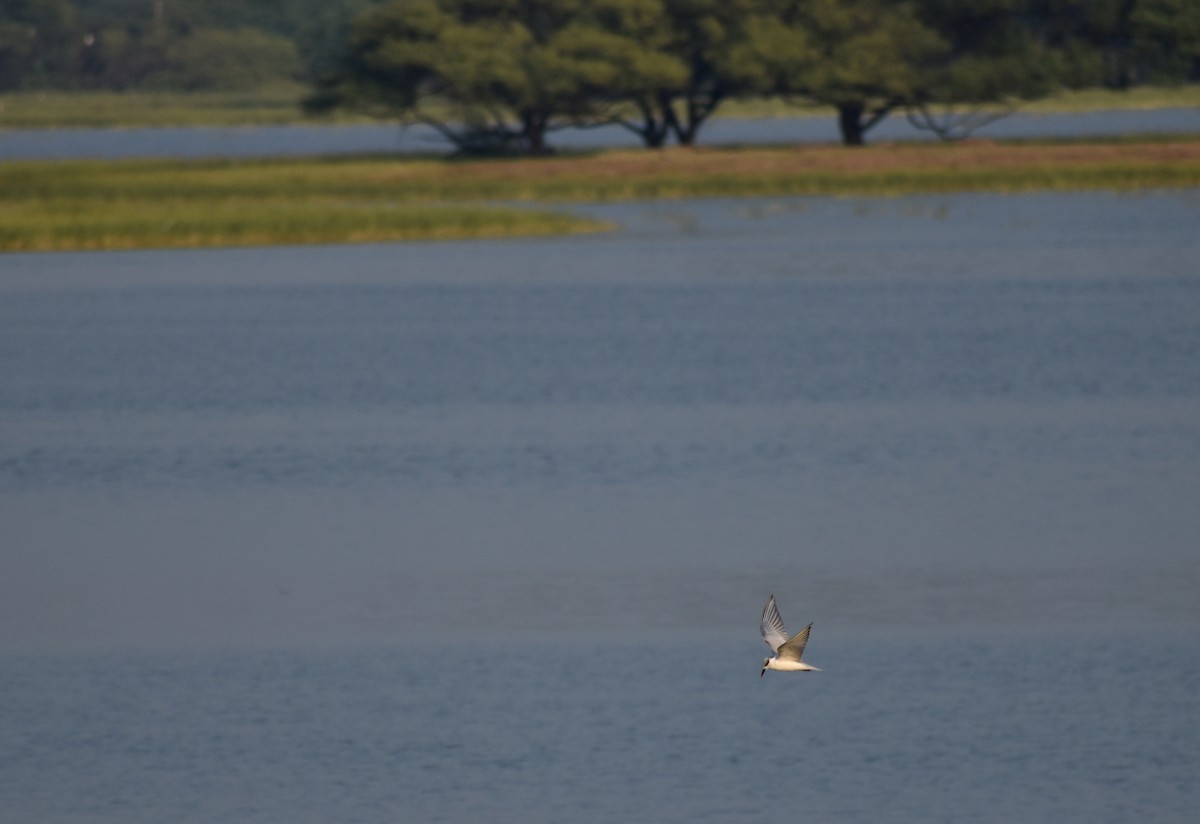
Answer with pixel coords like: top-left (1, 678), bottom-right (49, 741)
top-left (4, 137), bottom-right (1199, 252)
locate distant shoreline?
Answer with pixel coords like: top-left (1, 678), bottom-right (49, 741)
top-left (3, 137), bottom-right (1200, 253)
top-left (2, 84), bottom-right (1199, 131)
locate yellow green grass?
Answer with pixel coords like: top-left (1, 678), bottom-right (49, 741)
top-left (4, 137), bottom-right (1200, 252)
top-left (0, 196), bottom-right (608, 252)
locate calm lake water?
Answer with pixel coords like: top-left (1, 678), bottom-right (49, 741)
top-left (2, 190), bottom-right (1199, 822)
top-left (3, 107), bottom-right (1200, 159)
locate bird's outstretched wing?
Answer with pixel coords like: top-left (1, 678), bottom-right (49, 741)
top-left (760, 594), bottom-right (789, 652)
top-left (776, 623), bottom-right (812, 663)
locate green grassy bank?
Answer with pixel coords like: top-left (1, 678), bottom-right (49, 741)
top-left (0, 197), bottom-right (609, 252)
top-left (3, 137), bottom-right (1200, 252)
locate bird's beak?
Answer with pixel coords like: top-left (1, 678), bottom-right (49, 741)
top-left (760, 666), bottom-right (766, 678)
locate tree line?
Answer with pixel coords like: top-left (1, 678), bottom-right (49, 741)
top-left (310, 0), bottom-right (1200, 150)
top-left (4, 0), bottom-right (1198, 149)
top-left (0, 0), bottom-right (372, 91)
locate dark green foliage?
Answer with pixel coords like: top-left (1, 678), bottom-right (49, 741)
top-left (0, 0), bottom-right (82, 89)
top-left (1128, 0), bottom-right (1200, 83)
top-left (310, 0), bottom-right (761, 151)
top-left (0, 0), bottom-right (372, 90)
top-left (4, 0), bottom-right (1199, 147)
top-left (738, 0), bottom-right (949, 144)
top-left (308, 0), bottom-right (582, 153)
top-left (636, 0), bottom-right (761, 145)
top-left (157, 28), bottom-right (302, 90)
top-left (314, 0), bottom-right (1200, 149)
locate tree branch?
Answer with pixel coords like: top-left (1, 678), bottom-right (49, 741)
top-left (905, 102), bottom-right (1017, 141)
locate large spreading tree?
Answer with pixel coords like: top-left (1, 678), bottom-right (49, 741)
top-left (308, 0), bottom-right (678, 154)
top-left (902, 0), bottom-right (1069, 140)
top-left (305, 0), bottom-right (1199, 152)
top-left (633, 0), bottom-right (761, 146)
top-left (309, 0), bottom-right (752, 152)
top-left (735, 0), bottom-right (947, 145)
top-left (736, 0), bottom-right (1092, 145)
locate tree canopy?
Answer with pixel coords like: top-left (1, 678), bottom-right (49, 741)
top-left (736, 0), bottom-right (950, 145)
top-left (307, 0), bottom-right (628, 153)
top-left (311, 0), bottom-right (1200, 151)
top-left (0, 0), bottom-right (372, 91)
top-left (5, 0), bottom-right (1200, 149)
top-left (307, 0), bottom-right (770, 151)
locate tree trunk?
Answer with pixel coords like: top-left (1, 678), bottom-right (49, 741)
top-left (668, 90), bottom-right (721, 146)
top-left (662, 100), bottom-right (697, 146)
top-left (638, 100), bottom-right (671, 148)
top-left (523, 111), bottom-right (549, 155)
top-left (838, 103), bottom-right (866, 146)
top-left (528, 128), bottom-right (546, 155)
top-left (644, 127), bottom-right (668, 148)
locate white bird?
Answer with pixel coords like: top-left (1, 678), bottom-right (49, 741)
top-left (760, 594), bottom-right (821, 677)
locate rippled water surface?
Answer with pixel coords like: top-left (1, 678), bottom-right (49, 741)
top-left (4, 633), bottom-right (1198, 824)
top-left (2, 191), bottom-right (1199, 822)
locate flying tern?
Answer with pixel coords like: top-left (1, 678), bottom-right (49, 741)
top-left (760, 594), bottom-right (821, 677)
